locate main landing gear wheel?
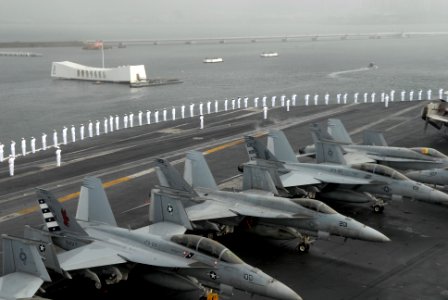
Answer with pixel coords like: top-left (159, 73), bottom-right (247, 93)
top-left (296, 235), bottom-right (313, 253)
top-left (297, 243), bottom-right (310, 253)
top-left (373, 204), bottom-right (385, 214)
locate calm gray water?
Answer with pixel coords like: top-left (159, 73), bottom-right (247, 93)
top-left (1, 36), bottom-right (448, 143)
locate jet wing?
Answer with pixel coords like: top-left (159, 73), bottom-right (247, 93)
top-left (58, 238), bottom-right (208, 271)
top-left (0, 273), bottom-right (44, 300)
top-left (343, 152), bottom-right (376, 164)
top-left (240, 189), bottom-right (275, 197)
top-left (280, 170), bottom-right (377, 187)
top-left (427, 114), bottom-right (448, 123)
top-left (366, 154), bottom-right (439, 164)
top-left (187, 199), bottom-right (306, 220)
top-left (186, 201), bottom-right (239, 221)
top-left (280, 172), bottom-right (322, 187)
top-left (57, 241), bottom-right (127, 271)
top-left (315, 173), bottom-right (378, 185)
top-left (145, 222), bottom-right (187, 236)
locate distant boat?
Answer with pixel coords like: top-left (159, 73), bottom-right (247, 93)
top-left (82, 40), bottom-right (112, 50)
top-left (203, 58), bottom-right (223, 63)
top-left (260, 52), bottom-right (279, 58)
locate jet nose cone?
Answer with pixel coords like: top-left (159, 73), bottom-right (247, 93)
top-left (429, 189), bottom-right (448, 205)
top-left (359, 225), bottom-right (390, 243)
top-left (267, 280), bottom-right (302, 300)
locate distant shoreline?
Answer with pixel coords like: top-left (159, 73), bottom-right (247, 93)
top-left (0, 41), bottom-right (84, 48)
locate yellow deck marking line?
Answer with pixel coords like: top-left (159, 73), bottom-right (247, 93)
top-left (203, 132), bottom-right (266, 155)
top-left (2, 177), bottom-right (132, 223)
top-left (1, 133), bottom-right (267, 223)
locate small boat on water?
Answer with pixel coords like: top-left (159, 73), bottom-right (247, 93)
top-left (203, 57), bottom-right (223, 63)
top-left (368, 62), bottom-right (378, 69)
top-left (260, 52), bottom-right (279, 58)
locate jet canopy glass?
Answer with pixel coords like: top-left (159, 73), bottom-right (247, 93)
top-left (352, 163), bottom-right (408, 180)
top-left (171, 234), bottom-right (243, 264)
top-left (292, 198), bottom-right (337, 214)
top-left (410, 147), bottom-right (448, 159)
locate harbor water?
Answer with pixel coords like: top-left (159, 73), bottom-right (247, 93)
top-left (0, 36), bottom-right (448, 143)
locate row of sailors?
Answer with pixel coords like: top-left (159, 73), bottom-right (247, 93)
top-left (1, 88), bottom-right (446, 174)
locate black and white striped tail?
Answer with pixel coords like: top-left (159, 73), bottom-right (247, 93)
top-left (38, 198), bottom-right (60, 232)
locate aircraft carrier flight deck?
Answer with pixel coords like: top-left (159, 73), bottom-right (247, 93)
top-left (1, 101), bottom-right (447, 300)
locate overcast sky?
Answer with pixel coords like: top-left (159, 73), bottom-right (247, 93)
top-left (1, 0), bottom-right (448, 41)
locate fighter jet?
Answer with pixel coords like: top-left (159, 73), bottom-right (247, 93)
top-left (34, 177), bottom-right (300, 300)
top-left (421, 99), bottom-right (448, 132)
top-left (300, 118), bottom-right (448, 187)
top-left (154, 151), bottom-right (389, 253)
top-left (0, 235), bottom-right (53, 300)
top-left (243, 129), bottom-right (448, 213)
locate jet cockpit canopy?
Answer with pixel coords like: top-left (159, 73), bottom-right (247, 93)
top-left (171, 234), bottom-right (243, 264)
top-left (410, 147), bottom-right (448, 159)
top-left (352, 163), bottom-right (408, 180)
top-left (292, 198), bottom-right (337, 214)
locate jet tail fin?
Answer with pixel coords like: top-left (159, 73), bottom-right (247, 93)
top-left (362, 130), bottom-right (388, 146)
top-left (2, 234), bottom-right (51, 282)
top-left (23, 225), bottom-right (63, 274)
top-left (242, 163), bottom-right (281, 195)
top-left (327, 118), bottom-right (353, 144)
top-left (184, 151), bottom-right (218, 190)
top-left (149, 188), bottom-right (193, 230)
top-left (244, 135), bottom-right (279, 162)
top-left (310, 123), bottom-right (336, 143)
top-left (267, 130), bottom-right (300, 163)
top-left (36, 188), bottom-right (87, 236)
top-left (315, 141), bottom-right (348, 165)
top-left (155, 158), bottom-right (198, 196)
top-left (76, 177), bottom-right (117, 227)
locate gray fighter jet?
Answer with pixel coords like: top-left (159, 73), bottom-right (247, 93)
top-left (0, 235), bottom-right (52, 300)
top-left (243, 130), bottom-right (448, 213)
top-left (34, 177), bottom-right (300, 300)
top-left (421, 99), bottom-right (448, 132)
top-left (300, 118), bottom-right (448, 186)
top-left (154, 151), bottom-right (389, 253)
